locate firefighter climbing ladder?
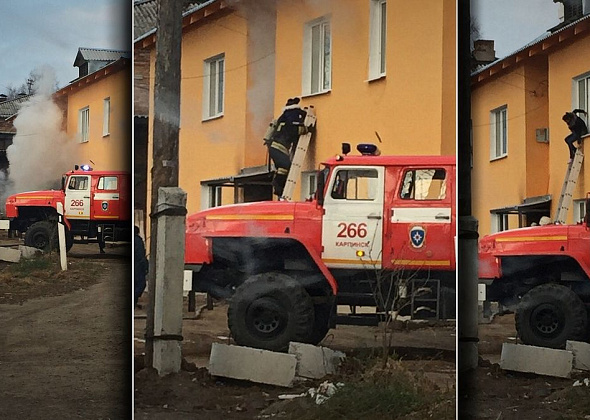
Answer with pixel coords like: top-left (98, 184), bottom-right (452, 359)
top-left (281, 106), bottom-right (317, 201)
top-left (554, 146), bottom-right (584, 224)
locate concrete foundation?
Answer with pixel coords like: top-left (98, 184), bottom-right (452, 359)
top-left (566, 340), bottom-right (590, 371)
top-left (208, 343), bottom-right (297, 387)
top-left (500, 343), bottom-right (573, 378)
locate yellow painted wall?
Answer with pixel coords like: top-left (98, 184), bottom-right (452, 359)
top-left (179, 13), bottom-right (249, 214)
top-left (547, 33), bottom-right (590, 223)
top-left (274, 0), bottom-right (456, 162)
top-left (472, 32), bottom-right (590, 235)
top-left (66, 67), bottom-right (131, 172)
top-left (472, 66), bottom-right (533, 236)
top-left (146, 0), bottom-right (456, 216)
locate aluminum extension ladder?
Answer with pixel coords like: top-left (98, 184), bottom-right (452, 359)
top-left (281, 105), bottom-right (317, 201)
top-left (554, 147), bottom-right (584, 224)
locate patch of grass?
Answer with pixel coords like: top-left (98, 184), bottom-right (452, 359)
top-left (297, 359), bottom-right (451, 420)
top-left (7, 255), bottom-right (57, 277)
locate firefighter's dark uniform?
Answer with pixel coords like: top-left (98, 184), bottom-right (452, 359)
top-left (268, 102), bottom-right (308, 197)
top-left (564, 109), bottom-right (588, 160)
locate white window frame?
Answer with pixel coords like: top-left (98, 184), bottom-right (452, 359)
top-left (491, 212), bottom-right (509, 233)
top-left (102, 97), bottom-right (110, 137)
top-left (202, 54), bottom-right (225, 120)
top-left (302, 16), bottom-right (332, 96)
top-left (78, 106), bottom-right (90, 143)
top-left (573, 198), bottom-right (586, 223)
top-left (369, 0), bottom-right (387, 80)
top-left (573, 72), bottom-right (590, 126)
top-left (300, 171), bottom-right (317, 201)
top-left (490, 105), bottom-right (508, 160)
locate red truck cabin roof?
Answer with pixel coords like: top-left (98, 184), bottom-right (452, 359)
top-left (65, 170), bottom-right (129, 177)
top-left (322, 155), bottom-right (456, 167)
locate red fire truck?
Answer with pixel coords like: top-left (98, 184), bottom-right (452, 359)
top-left (185, 146), bottom-right (456, 351)
top-left (5, 165), bottom-right (131, 251)
top-left (479, 208), bottom-right (590, 348)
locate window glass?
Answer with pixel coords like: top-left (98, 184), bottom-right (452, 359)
top-left (98, 176), bottom-right (118, 190)
top-left (400, 169), bottom-right (447, 200)
top-left (331, 169), bottom-right (378, 200)
top-left (68, 176), bottom-right (89, 191)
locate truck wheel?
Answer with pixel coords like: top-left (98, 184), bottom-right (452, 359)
top-left (515, 283), bottom-right (588, 348)
top-left (307, 303), bottom-right (332, 345)
top-left (24, 221), bottom-right (57, 252)
top-left (228, 272), bottom-right (314, 352)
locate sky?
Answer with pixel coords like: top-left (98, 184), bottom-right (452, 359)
top-left (0, 0), bottom-right (129, 93)
top-left (471, 0), bottom-right (562, 59)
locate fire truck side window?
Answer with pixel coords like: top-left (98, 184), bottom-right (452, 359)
top-left (331, 169), bottom-right (378, 200)
top-left (400, 168), bottom-right (446, 200)
top-left (98, 176), bottom-right (118, 190)
top-left (68, 176), bottom-right (89, 191)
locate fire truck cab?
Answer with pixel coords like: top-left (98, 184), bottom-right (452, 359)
top-left (185, 148), bottom-right (456, 351)
top-left (6, 166), bottom-right (131, 251)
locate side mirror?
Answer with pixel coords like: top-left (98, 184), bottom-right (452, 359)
top-left (61, 176), bottom-right (67, 191)
top-left (585, 199), bottom-right (590, 225)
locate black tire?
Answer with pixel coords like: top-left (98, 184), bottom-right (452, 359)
top-left (307, 303), bottom-right (333, 345)
top-left (24, 221), bottom-right (57, 252)
top-left (515, 283), bottom-right (588, 348)
top-left (65, 229), bottom-right (74, 252)
top-left (228, 272), bottom-right (314, 352)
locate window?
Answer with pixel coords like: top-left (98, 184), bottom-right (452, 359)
top-left (574, 73), bottom-right (589, 125)
top-left (68, 176), bottom-right (89, 191)
top-left (103, 98), bottom-right (110, 136)
top-left (400, 169), bottom-right (447, 200)
top-left (573, 199), bottom-right (587, 223)
top-left (369, 0), bottom-right (387, 79)
top-left (98, 176), bottom-right (118, 190)
top-left (203, 54), bottom-right (225, 120)
top-left (492, 213), bottom-right (509, 233)
top-left (490, 106), bottom-right (508, 160)
top-left (301, 171), bottom-right (317, 200)
top-left (303, 17), bottom-right (331, 95)
top-left (331, 169), bottom-right (378, 200)
top-left (210, 186), bottom-right (222, 207)
top-left (78, 107), bottom-right (89, 143)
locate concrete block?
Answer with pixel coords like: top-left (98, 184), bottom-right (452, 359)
top-left (288, 342), bottom-right (345, 379)
top-left (0, 247), bottom-right (21, 263)
top-left (208, 343), bottom-right (297, 387)
top-left (566, 340), bottom-right (590, 371)
top-left (19, 246), bottom-right (42, 259)
top-left (0, 220), bottom-right (10, 230)
top-left (500, 343), bottom-right (573, 378)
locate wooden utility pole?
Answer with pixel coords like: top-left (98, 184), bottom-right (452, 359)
top-left (145, 0), bottom-right (183, 367)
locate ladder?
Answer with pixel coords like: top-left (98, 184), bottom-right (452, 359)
top-left (281, 106), bottom-right (317, 201)
top-left (554, 147), bottom-right (584, 224)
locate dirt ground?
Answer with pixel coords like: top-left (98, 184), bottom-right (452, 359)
top-left (134, 297), bottom-right (456, 419)
top-left (460, 313), bottom-right (590, 419)
top-left (0, 242), bottom-right (132, 419)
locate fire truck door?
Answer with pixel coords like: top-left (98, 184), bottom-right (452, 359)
top-left (386, 167), bottom-right (454, 270)
top-left (65, 175), bottom-right (91, 219)
top-left (93, 175), bottom-right (120, 220)
top-left (321, 166), bottom-right (384, 269)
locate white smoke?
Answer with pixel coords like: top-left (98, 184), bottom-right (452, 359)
top-left (6, 66), bottom-right (79, 195)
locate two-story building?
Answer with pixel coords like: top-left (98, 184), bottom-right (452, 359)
top-left (55, 47), bottom-right (132, 173)
top-left (136, 0), bottom-right (456, 215)
top-left (471, 5), bottom-right (590, 236)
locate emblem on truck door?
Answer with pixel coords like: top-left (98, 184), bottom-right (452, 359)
top-left (410, 226), bottom-right (426, 248)
top-left (101, 201), bottom-right (109, 211)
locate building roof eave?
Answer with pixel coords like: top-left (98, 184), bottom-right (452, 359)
top-left (471, 14), bottom-right (590, 86)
